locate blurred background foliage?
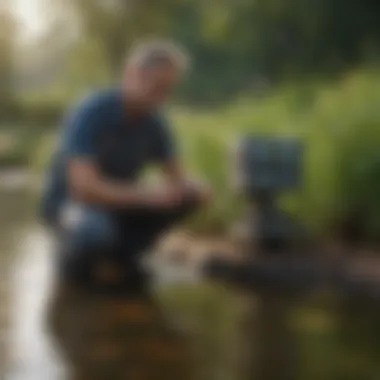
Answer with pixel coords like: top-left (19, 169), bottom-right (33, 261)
top-left (2, 0), bottom-right (380, 240)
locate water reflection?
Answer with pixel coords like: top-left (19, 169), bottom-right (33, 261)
top-left (2, 191), bottom-right (380, 380)
top-left (2, 191), bottom-right (247, 380)
top-left (246, 295), bottom-right (299, 380)
top-left (5, 200), bottom-right (193, 379)
top-left (9, 226), bottom-right (65, 380)
top-left (48, 283), bottom-right (197, 380)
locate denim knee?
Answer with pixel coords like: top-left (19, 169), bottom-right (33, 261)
top-left (62, 205), bottom-right (118, 252)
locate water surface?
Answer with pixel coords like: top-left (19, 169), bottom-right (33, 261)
top-left (2, 190), bottom-right (380, 380)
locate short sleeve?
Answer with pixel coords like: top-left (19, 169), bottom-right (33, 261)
top-left (62, 95), bottom-right (105, 159)
top-left (152, 115), bottom-right (177, 162)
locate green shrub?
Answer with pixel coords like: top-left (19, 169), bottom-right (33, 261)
top-left (173, 70), bottom-right (380, 239)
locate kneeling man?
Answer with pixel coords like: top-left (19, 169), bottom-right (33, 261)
top-left (40, 41), bottom-right (211, 293)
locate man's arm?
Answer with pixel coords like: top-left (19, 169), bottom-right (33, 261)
top-left (69, 159), bottom-right (182, 208)
top-left (68, 160), bottom-right (142, 206)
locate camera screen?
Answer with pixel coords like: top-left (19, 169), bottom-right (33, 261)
top-left (238, 136), bottom-right (303, 192)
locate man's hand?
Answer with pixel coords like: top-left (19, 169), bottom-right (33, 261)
top-left (139, 180), bottom-right (212, 209)
top-left (139, 186), bottom-right (183, 208)
top-left (160, 160), bottom-right (212, 204)
top-left (182, 179), bottom-right (213, 206)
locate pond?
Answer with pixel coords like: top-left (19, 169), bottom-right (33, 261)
top-left (1, 190), bottom-right (380, 380)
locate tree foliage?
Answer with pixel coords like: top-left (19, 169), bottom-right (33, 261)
top-left (61, 0), bottom-right (380, 104)
top-left (0, 6), bottom-right (17, 109)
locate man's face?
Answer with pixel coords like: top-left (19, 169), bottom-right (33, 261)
top-left (126, 63), bottom-right (181, 108)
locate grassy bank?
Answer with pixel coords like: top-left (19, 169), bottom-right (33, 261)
top-left (173, 69), bottom-right (380, 239)
top-left (3, 69), bottom-right (380, 240)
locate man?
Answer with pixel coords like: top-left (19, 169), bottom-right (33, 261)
top-left (40, 40), bottom-right (210, 293)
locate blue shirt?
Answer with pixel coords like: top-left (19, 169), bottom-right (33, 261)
top-left (41, 88), bottom-right (175, 223)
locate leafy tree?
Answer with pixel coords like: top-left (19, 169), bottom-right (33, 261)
top-left (0, 4), bottom-right (17, 111)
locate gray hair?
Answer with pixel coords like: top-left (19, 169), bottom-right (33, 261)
top-left (126, 39), bottom-right (190, 73)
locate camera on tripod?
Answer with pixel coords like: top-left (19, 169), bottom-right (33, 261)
top-left (232, 136), bottom-right (304, 255)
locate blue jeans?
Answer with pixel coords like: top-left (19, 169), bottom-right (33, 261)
top-left (51, 196), bottom-right (200, 291)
